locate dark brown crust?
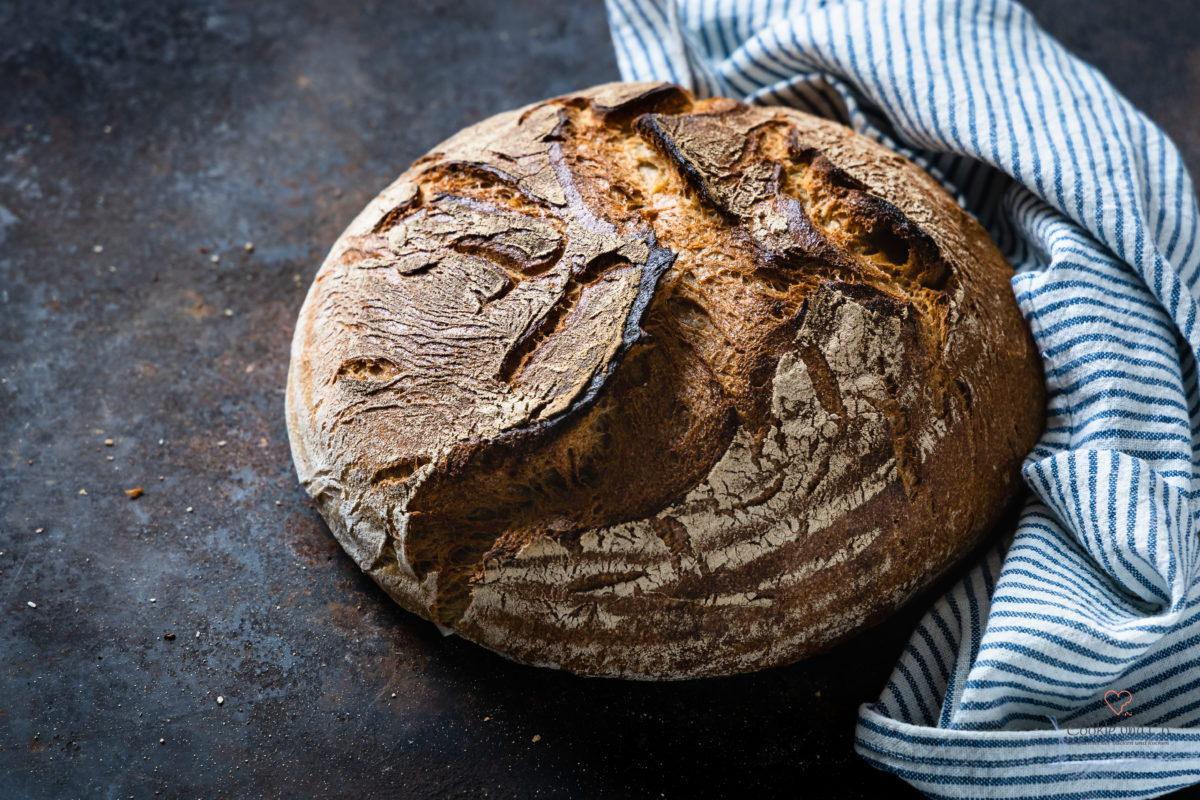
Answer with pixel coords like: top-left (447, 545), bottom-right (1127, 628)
top-left (285, 81), bottom-right (1045, 679)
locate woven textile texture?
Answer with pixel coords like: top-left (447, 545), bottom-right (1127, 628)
top-left (605, 0), bottom-right (1200, 797)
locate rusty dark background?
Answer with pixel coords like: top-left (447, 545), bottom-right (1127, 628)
top-left (2, 1), bottom-right (1197, 798)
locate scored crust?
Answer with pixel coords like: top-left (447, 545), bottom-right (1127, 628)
top-left (285, 81), bottom-right (1044, 679)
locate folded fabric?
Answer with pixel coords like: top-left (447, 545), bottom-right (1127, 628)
top-left (604, 1), bottom-right (1200, 797)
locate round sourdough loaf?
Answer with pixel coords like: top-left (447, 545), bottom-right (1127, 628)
top-left (286, 81), bottom-right (1044, 679)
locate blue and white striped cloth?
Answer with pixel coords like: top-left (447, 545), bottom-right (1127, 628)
top-left (605, 1), bottom-right (1200, 797)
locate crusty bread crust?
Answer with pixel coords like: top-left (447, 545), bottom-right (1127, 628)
top-left (286, 82), bottom-right (1044, 678)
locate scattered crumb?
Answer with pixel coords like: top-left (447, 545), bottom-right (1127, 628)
top-left (275, 500), bottom-right (282, 506)
top-left (35, 528), bottom-right (43, 534)
top-left (531, 734), bottom-right (541, 743)
top-left (78, 489), bottom-right (88, 495)
top-left (216, 696), bottom-right (225, 705)
top-left (216, 441), bottom-right (227, 447)
top-left (186, 507), bottom-right (193, 513)
top-left (158, 476), bottom-right (164, 481)
top-left (149, 598), bottom-right (156, 603)
top-left (104, 438), bottom-right (114, 446)
top-left (210, 254), bottom-right (220, 263)
top-left (390, 692), bottom-right (396, 699)
top-left (244, 241), bottom-right (254, 252)
top-left (27, 601), bottom-right (36, 608)
top-left (195, 631), bottom-right (200, 639)
top-left (107, 456), bottom-right (114, 461)
top-left (158, 439), bottom-right (164, 446)
top-left (164, 633), bottom-right (175, 641)
top-left (125, 487), bottom-right (144, 499)
top-left (93, 244), bottom-right (104, 253)
top-left (223, 309), bottom-right (233, 317)
top-left (159, 738), bottom-right (164, 745)
top-left (484, 716), bottom-right (490, 722)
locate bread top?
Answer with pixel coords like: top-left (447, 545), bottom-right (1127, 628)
top-left (287, 82), bottom-right (1043, 667)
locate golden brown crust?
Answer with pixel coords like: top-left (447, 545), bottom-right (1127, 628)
top-left (285, 81), bottom-right (1045, 678)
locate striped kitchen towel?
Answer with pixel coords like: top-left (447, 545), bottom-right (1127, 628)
top-left (605, 0), bottom-right (1200, 798)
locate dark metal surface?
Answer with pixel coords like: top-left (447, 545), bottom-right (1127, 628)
top-left (1, 1), bottom-right (1196, 797)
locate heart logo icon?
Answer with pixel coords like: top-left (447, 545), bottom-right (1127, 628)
top-left (1105, 689), bottom-right (1132, 716)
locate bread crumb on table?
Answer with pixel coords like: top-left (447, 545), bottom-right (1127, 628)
top-left (125, 487), bottom-right (144, 499)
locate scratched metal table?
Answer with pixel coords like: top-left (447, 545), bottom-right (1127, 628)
top-left (3, 2), bottom-right (1197, 798)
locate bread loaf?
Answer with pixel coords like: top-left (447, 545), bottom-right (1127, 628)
top-left (285, 81), bottom-right (1044, 679)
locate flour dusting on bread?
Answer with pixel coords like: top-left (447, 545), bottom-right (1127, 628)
top-left (286, 81), bottom-right (1043, 678)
